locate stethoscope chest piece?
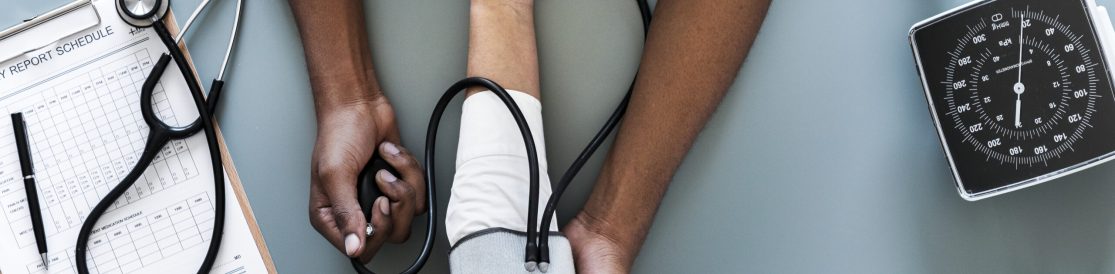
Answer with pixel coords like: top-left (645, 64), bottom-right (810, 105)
top-left (117, 0), bottom-right (169, 27)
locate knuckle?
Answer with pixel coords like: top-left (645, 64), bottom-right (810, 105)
top-left (315, 155), bottom-right (360, 183)
top-left (309, 218), bottom-right (326, 232)
top-left (396, 182), bottom-right (416, 198)
top-left (382, 181), bottom-right (414, 201)
top-left (315, 162), bottom-right (347, 182)
top-left (308, 208), bottom-right (328, 230)
top-left (405, 155), bottom-right (422, 169)
top-left (411, 173), bottom-right (426, 186)
top-left (413, 192), bottom-right (428, 214)
top-left (332, 208), bottom-right (358, 225)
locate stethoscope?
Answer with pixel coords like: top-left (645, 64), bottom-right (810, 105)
top-left (350, 1), bottom-right (652, 273)
top-left (73, 0), bottom-right (243, 273)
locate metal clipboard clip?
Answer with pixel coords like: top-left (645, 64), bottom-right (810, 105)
top-left (0, 0), bottom-right (100, 64)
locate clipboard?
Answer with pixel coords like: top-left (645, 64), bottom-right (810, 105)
top-left (0, 1), bottom-right (276, 273)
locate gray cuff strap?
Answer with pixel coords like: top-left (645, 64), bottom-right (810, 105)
top-left (449, 228), bottom-right (574, 274)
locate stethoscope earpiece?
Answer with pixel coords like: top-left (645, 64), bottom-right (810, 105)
top-left (116, 0), bottom-right (169, 27)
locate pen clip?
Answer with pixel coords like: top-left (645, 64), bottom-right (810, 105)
top-left (11, 112), bottom-right (34, 173)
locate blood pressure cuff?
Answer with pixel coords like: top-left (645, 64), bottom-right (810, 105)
top-left (446, 90), bottom-right (573, 273)
top-left (449, 228), bottom-right (574, 274)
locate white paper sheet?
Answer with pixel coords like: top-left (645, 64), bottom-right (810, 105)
top-left (0, 0), bottom-right (268, 273)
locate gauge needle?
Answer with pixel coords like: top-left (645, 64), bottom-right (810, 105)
top-left (1015, 13), bottom-right (1026, 128)
top-left (1018, 14), bottom-right (1025, 84)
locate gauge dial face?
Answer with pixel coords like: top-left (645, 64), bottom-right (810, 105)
top-left (951, 8), bottom-right (1095, 165)
top-left (912, 0), bottom-right (1115, 197)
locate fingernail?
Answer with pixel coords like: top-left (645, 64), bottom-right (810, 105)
top-left (344, 233), bottom-right (359, 256)
top-left (383, 142), bottom-right (401, 156)
top-left (378, 169), bottom-right (397, 183)
top-left (377, 196), bottom-right (390, 216)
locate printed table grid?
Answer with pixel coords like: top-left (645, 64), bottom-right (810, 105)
top-left (22, 192), bottom-right (214, 273)
top-left (0, 49), bottom-right (202, 250)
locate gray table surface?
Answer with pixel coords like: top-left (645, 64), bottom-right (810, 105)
top-left (7, 0), bottom-right (1115, 273)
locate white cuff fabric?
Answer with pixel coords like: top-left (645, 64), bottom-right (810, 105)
top-left (445, 90), bottom-right (559, 246)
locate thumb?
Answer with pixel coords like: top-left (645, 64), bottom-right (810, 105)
top-left (321, 168), bottom-right (369, 257)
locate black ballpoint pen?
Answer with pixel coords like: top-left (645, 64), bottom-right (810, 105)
top-left (11, 113), bottom-right (48, 270)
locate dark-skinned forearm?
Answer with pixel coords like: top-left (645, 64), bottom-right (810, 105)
top-left (577, 0), bottom-right (771, 261)
top-left (289, 0), bottom-right (382, 120)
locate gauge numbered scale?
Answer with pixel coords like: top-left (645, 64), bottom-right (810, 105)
top-left (911, 0), bottom-right (1115, 200)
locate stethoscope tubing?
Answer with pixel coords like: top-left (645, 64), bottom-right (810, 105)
top-left (152, 20), bottom-right (227, 274)
top-left (74, 16), bottom-right (229, 274)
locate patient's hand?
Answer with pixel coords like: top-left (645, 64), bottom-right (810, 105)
top-left (308, 95), bottom-right (427, 261)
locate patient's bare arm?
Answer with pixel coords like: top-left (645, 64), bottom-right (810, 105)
top-left (467, 0), bottom-right (540, 98)
top-left (564, 0), bottom-right (771, 272)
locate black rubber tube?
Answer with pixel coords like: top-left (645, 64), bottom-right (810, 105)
top-left (208, 79), bottom-right (224, 115)
top-left (155, 20), bottom-right (227, 274)
top-left (536, 0), bottom-right (651, 266)
top-left (75, 21), bottom-right (226, 274)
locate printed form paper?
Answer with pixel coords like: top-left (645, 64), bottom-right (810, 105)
top-left (0, 0), bottom-right (268, 273)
